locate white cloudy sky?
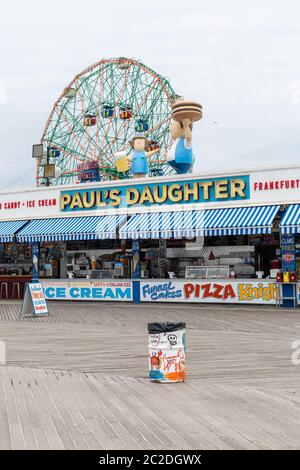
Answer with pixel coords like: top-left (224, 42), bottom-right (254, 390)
top-left (0, 0), bottom-right (300, 189)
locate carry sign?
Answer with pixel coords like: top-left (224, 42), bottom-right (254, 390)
top-left (20, 282), bottom-right (48, 317)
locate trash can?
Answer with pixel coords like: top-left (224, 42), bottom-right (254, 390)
top-left (148, 322), bottom-right (186, 383)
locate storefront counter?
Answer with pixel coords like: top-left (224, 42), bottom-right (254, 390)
top-left (38, 277), bottom-right (284, 305)
top-left (0, 275), bottom-right (32, 299)
top-left (139, 278), bottom-right (280, 305)
top-left (40, 279), bottom-right (133, 301)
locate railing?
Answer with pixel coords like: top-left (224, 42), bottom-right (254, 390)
top-left (274, 282), bottom-right (298, 309)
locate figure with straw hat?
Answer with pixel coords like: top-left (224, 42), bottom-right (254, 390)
top-left (128, 132), bottom-right (160, 178)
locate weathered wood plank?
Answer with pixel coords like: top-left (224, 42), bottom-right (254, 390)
top-left (0, 300), bottom-right (300, 449)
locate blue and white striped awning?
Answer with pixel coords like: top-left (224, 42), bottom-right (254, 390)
top-left (16, 215), bottom-right (127, 242)
top-left (0, 220), bottom-right (28, 242)
top-left (119, 205), bottom-right (280, 239)
top-left (280, 205), bottom-right (300, 234)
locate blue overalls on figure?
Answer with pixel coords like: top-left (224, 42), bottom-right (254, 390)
top-left (167, 137), bottom-right (193, 174)
top-left (132, 151), bottom-right (149, 176)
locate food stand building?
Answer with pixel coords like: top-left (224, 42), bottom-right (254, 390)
top-left (0, 164), bottom-right (299, 306)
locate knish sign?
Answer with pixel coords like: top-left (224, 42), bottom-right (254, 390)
top-left (60, 176), bottom-right (249, 212)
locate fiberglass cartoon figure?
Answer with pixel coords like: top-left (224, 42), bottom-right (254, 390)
top-left (167, 100), bottom-right (202, 174)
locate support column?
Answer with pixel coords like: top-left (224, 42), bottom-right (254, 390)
top-left (280, 234), bottom-right (296, 307)
top-left (132, 239), bottom-right (141, 279)
top-left (132, 239), bottom-right (141, 303)
top-left (31, 243), bottom-right (40, 282)
top-left (158, 239), bottom-right (167, 278)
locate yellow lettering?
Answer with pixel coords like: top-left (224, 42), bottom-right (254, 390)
top-left (60, 194), bottom-right (71, 210)
top-left (126, 188), bottom-right (140, 205)
top-left (139, 186), bottom-right (154, 204)
top-left (215, 180), bottom-right (229, 199)
top-left (96, 191), bottom-right (107, 207)
top-left (70, 192), bottom-right (83, 209)
top-left (82, 191), bottom-right (96, 209)
top-left (152, 185), bottom-right (167, 204)
top-left (238, 283), bottom-right (252, 301)
top-left (109, 189), bottom-right (121, 207)
top-left (183, 183), bottom-right (199, 201)
top-left (168, 184), bottom-right (183, 202)
top-left (199, 181), bottom-right (213, 200)
top-left (238, 282), bottom-right (277, 302)
top-left (230, 179), bottom-right (246, 198)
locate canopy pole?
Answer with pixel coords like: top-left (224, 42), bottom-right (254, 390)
top-left (31, 243), bottom-right (40, 282)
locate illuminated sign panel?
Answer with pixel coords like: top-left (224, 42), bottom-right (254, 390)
top-left (1, 167), bottom-right (300, 221)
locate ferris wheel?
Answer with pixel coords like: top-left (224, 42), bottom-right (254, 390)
top-left (37, 57), bottom-right (179, 186)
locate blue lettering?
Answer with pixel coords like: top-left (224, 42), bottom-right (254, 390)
top-left (44, 287), bottom-right (55, 298)
top-left (142, 282), bottom-right (182, 300)
top-left (115, 287), bottom-right (131, 299)
top-left (70, 287), bottom-right (80, 298)
top-left (80, 288), bottom-right (91, 298)
top-left (91, 288), bottom-right (103, 299)
top-left (56, 288), bottom-right (66, 298)
top-left (103, 288), bottom-right (114, 299)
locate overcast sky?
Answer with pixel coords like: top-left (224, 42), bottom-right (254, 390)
top-left (0, 0), bottom-right (300, 190)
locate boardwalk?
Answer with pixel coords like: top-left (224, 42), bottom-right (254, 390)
top-left (0, 301), bottom-right (300, 449)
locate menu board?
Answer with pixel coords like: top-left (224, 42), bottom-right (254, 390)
top-left (20, 282), bottom-right (48, 317)
top-left (281, 234), bottom-right (296, 272)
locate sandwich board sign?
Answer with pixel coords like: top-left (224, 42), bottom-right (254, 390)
top-left (20, 282), bottom-right (48, 317)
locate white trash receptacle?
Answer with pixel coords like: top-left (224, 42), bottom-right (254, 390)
top-left (148, 322), bottom-right (186, 383)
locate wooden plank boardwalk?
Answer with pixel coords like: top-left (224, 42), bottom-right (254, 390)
top-left (0, 300), bottom-right (300, 449)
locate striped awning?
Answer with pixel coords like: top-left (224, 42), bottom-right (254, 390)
top-left (0, 220), bottom-right (28, 242)
top-left (280, 205), bottom-right (300, 234)
top-left (119, 205), bottom-right (280, 239)
top-left (16, 215), bottom-right (127, 242)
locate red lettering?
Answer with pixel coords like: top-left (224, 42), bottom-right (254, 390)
top-left (184, 283), bottom-right (195, 299)
top-left (223, 284), bottom-right (236, 300)
top-left (201, 283), bottom-right (212, 299)
top-left (212, 283), bottom-right (224, 299)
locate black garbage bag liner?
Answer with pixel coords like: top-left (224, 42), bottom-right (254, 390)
top-left (148, 322), bottom-right (186, 334)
